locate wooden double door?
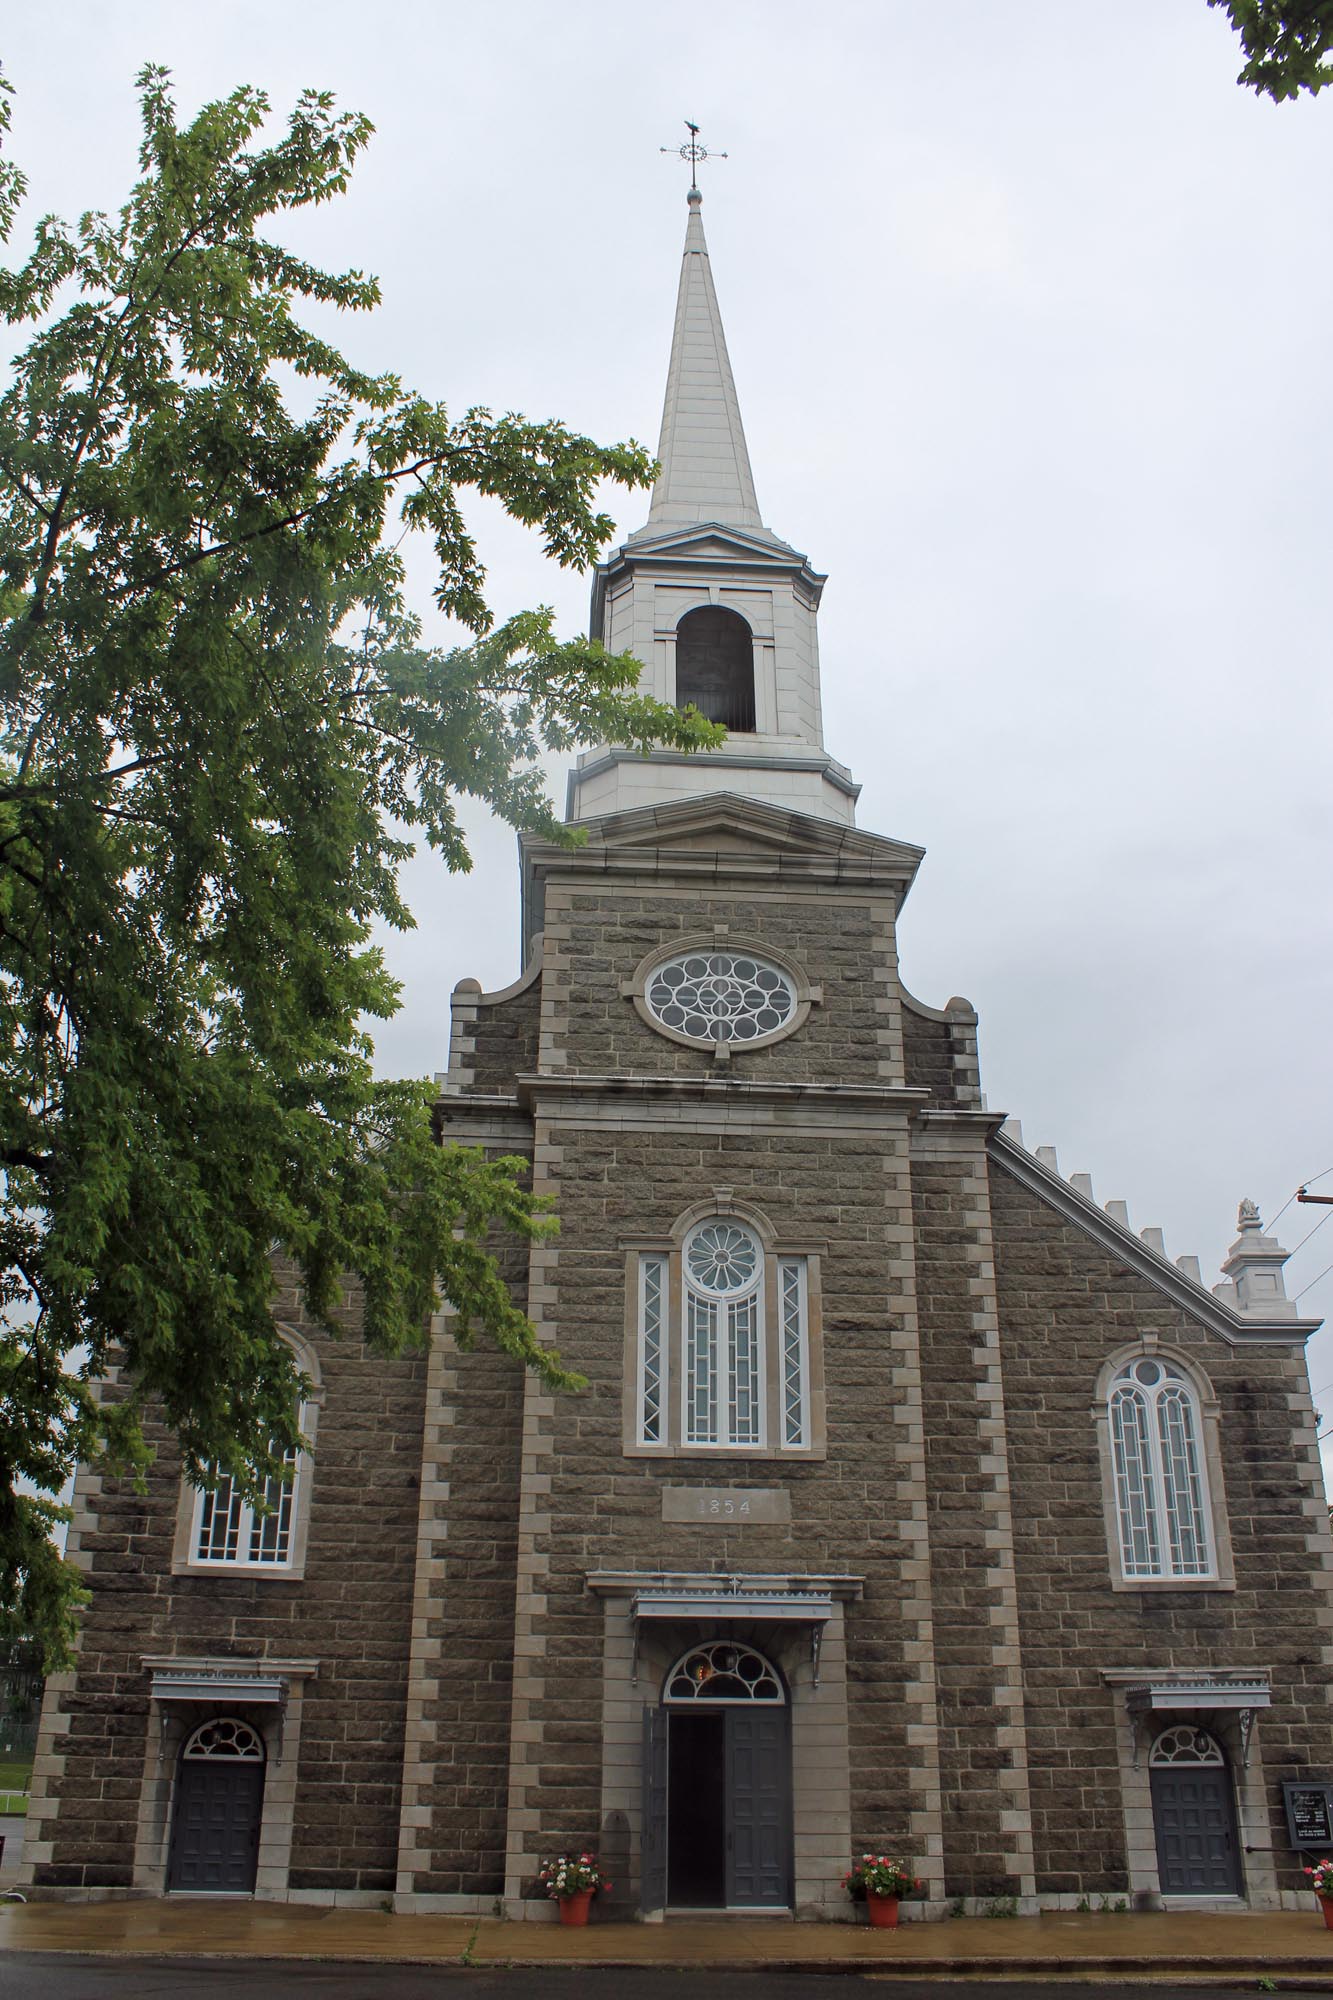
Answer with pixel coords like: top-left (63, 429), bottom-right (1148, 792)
top-left (642, 1704), bottom-right (792, 1910)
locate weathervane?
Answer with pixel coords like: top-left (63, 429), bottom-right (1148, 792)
top-left (660, 119), bottom-right (728, 193)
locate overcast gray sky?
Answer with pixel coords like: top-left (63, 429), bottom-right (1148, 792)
top-left (7, 2), bottom-right (1333, 1468)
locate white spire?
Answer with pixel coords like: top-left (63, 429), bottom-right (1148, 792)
top-left (644, 189), bottom-right (764, 535)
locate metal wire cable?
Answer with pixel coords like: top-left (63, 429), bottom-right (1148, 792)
top-left (1265, 1164), bottom-right (1333, 1240)
top-left (1297, 1256), bottom-right (1333, 1305)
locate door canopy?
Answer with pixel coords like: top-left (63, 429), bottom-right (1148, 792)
top-left (664, 1640), bottom-right (784, 1704)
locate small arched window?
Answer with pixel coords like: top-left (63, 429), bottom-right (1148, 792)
top-left (1108, 1356), bottom-right (1213, 1580)
top-left (675, 606), bottom-right (755, 731)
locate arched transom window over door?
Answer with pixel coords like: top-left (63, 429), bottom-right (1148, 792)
top-left (1150, 1725), bottom-right (1225, 1767)
top-left (664, 1641), bottom-right (785, 1703)
top-left (1108, 1356), bottom-right (1214, 1580)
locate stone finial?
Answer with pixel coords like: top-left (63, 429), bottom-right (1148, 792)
top-left (1070, 1172), bottom-right (1096, 1203)
top-left (1212, 1197), bottom-right (1297, 1319)
top-left (1140, 1227), bottom-right (1166, 1257)
top-left (1035, 1145), bottom-right (1060, 1174)
top-left (1105, 1199), bottom-right (1131, 1229)
top-left (1176, 1254), bottom-right (1203, 1285)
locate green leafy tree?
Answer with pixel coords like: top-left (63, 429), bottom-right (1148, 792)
top-left (0, 67), bottom-right (720, 1663)
top-left (1209, 0), bottom-right (1333, 99)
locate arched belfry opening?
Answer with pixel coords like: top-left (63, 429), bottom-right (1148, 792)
top-left (675, 606), bottom-right (755, 731)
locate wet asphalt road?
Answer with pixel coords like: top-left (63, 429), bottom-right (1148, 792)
top-left (2, 1963), bottom-right (1331, 2000)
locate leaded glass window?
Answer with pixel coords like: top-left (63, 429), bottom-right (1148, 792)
top-left (635, 1224), bottom-right (812, 1452)
top-left (685, 1289), bottom-right (721, 1444)
top-left (1149, 1725), bottom-right (1224, 1767)
top-left (682, 1220), bottom-right (762, 1447)
top-left (645, 952), bottom-right (797, 1046)
top-left (193, 1442), bottom-right (300, 1569)
top-left (639, 1255), bottom-right (666, 1445)
top-left (182, 1717), bottom-right (266, 1761)
top-left (664, 1641), bottom-right (784, 1703)
top-left (780, 1258), bottom-right (809, 1448)
top-left (1108, 1358), bottom-right (1213, 1580)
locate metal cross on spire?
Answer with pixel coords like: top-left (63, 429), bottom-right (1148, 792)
top-left (660, 120), bottom-right (728, 193)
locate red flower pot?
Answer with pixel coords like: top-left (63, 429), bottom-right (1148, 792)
top-left (1319, 1895), bottom-right (1333, 1931)
top-left (866, 1891), bottom-right (900, 1929)
top-left (558, 1889), bottom-right (594, 1926)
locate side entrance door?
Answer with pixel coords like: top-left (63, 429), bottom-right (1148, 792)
top-left (166, 1717), bottom-right (266, 1893)
top-left (1150, 1765), bottom-right (1242, 1896)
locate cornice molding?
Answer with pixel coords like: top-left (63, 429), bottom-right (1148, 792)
top-left (568, 746), bottom-right (861, 803)
top-left (514, 1074), bottom-right (929, 1116)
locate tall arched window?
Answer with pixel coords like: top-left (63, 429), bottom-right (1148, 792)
top-left (175, 1327), bottom-right (322, 1576)
top-left (632, 1214), bottom-right (815, 1454)
top-left (683, 1220), bottom-right (763, 1446)
top-left (1108, 1356), bottom-right (1213, 1579)
top-left (675, 606), bottom-right (755, 731)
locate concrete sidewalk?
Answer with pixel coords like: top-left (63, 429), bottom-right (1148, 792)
top-left (1, 1901), bottom-right (1333, 1982)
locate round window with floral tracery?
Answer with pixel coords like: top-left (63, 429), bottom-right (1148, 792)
top-left (645, 951), bottom-right (797, 1046)
top-left (685, 1222), bottom-right (760, 1296)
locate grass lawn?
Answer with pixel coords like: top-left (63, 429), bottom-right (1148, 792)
top-left (0, 1757), bottom-right (32, 1813)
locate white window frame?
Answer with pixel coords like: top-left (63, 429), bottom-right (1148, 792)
top-left (680, 1228), bottom-right (765, 1449)
top-left (627, 1212), bottom-right (820, 1458)
top-left (779, 1256), bottom-right (811, 1450)
top-left (1094, 1339), bottom-right (1234, 1592)
top-left (172, 1327), bottom-right (322, 1579)
top-left (189, 1438), bottom-right (304, 1571)
top-left (638, 1253), bottom-right (667, 1448)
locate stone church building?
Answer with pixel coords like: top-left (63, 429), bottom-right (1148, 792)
top-left (23, 189), bottom-right (1333, 1920)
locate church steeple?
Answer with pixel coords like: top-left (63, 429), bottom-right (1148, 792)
top-left (640, 188), bottom-right (765, 538)
top-left (566, 187), bottom-right (858, 829)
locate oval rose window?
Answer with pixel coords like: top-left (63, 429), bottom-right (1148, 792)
top-left (645, 951), bottom-right (797, 1045)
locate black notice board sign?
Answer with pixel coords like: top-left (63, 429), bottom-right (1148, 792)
top-left (1283, 1782), bottom-right (1333, 1850)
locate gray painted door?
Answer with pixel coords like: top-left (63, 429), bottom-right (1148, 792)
top-left (725, 1707), bottom-right (792, 1908)
top-left (1150, 1766), bottom-right (1242, 1896)
top-left (641, 1706), bottom-right (669, 1914)
top-left (166, 1758), bottom-right (264, 1893)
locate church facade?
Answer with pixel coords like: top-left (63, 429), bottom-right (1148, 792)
top-left (22, 189), bottom-right (1333, 1920)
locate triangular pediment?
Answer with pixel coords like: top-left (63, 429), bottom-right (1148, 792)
top-left (616, 520), bottom-right (815, 572)
top-left (520, 790), bottom-right (924, 977)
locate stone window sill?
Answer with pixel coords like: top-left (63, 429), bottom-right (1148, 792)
top-left (1109, 1574), bottom-right (1235, 1593)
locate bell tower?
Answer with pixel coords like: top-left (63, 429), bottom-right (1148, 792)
top-left (567, 186), bottom-right (859, 826)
